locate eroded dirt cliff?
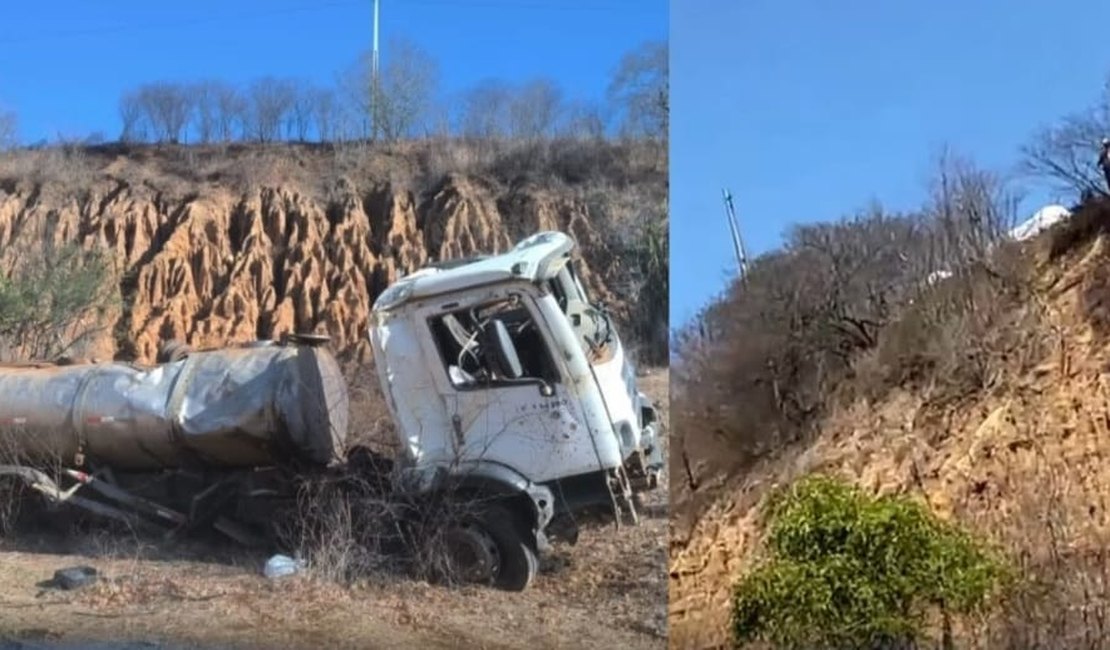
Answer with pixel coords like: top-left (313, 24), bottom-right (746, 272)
top-left (0, 142), bottom-right (661, 363)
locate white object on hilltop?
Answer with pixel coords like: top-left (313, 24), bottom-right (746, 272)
top-left (1010, 204), bottom-right (1072, 242)
top-left (917, 203), bottom-right (1073, 293)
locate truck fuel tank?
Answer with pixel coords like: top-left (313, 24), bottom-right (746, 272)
top-left (0, 339), bottom-right (349, 471)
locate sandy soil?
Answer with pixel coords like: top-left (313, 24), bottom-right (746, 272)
top-left (0, 370), bottom-right (668, 650)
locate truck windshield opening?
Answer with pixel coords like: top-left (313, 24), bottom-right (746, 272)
top-left (428, 298), bottom-right (559, 388)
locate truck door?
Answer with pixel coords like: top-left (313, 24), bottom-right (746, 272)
top-left (419, 293), bottom-right (602, 484)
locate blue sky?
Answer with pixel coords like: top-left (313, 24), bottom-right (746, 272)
top-left (0, 0), bottom-right (665, 141)
top-left (671, 0), bottom-right (1110, 327)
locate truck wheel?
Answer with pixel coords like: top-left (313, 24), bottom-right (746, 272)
top-left (443, 504), bottom-right (537, 592)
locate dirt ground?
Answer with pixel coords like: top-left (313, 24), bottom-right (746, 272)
top-left (0, 369), bottom-right (668, 650)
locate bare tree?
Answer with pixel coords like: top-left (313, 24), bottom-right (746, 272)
top-left (337, 59), bottom-right (373, 140)
top-left (927, 148), bottom-right (1022, 270)
top-left (375, 38), bottom-right (440, 141)
top-left (190, 81), bottom-right (222, 144)
top-left (248, 77), bottom-right (296, 143)
top-left (673, 151), bottom-right (1025, 491)
top-left (0, 110), bottom-right (17, 151)
top-left (118, 92), bottom-right (146, 143)
top-left (507, 78), bottom-right (563, 140)
top-left (289, 80), bottom-right (316, 142)
top-left (135, 82), bottom-right (193, 143)
top-left (607, 40), bottom-right (668, 140)
top-left (672, 207), bottom-right (932, 476)
top-left (312, 87), bottom-right (338, 142)
top-left (1021, 76), bottom-right (1110, 196)
top-left (559, 99), bottom-right (606, 140)
top-left (212, 82), bottom-right (247, 143)
top-left (457, 79), bottom-right (512, 139)
top-left (424, 104), bottom-right (453, 139)
top-left (337, 37), bottom-right (439, 141)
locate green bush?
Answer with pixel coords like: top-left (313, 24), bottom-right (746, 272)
top-left (733, 475), bottom-right (1009, 649)
top-left (0, 242), bottom-right (115, 361)
top-left (630, 207), bottom-right (668, 363)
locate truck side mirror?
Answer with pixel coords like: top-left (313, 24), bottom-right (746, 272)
top-left (479, 319), bottom-right (524, 380)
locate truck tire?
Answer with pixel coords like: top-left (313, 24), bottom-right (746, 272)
top-left (480, 503), bottom-right (538, 592)
top-left (443, 503), bottom-right (537, 592)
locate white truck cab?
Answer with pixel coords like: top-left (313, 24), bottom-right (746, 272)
top-left (368, 231), bottom-right (662, 589)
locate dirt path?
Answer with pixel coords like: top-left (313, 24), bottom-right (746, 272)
top-left (0, 370), bottom-right (668, 650)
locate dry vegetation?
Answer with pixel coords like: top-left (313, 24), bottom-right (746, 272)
top-left (669, 159), bottom-right (1110, 649)
top-left (667, 69), bottom-right (1110, 649)
top-left (671, 152), bottom-right (1020, 517)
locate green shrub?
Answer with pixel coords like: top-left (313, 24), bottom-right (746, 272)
top-left (629, 207), bottom-right (668, 363)
top-left (733, 475), bottom-right (1009, 649)
top-left (0, 242), bottom-right (116, 361)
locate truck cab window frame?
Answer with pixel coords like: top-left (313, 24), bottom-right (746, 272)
top-left (426, 294), bottom-right (561, 391)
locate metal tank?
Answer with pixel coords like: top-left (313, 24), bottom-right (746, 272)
top-left (0, 339), bottom-right (349, 471)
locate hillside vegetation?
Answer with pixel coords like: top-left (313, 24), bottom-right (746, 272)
top-left (667, 69), bottom-right (1110, 650)
top-left (669, 147), bottom-right (1110, 646)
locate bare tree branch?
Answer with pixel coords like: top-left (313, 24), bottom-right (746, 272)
top-left (0, 110), bottom-right (17, 151)
top-left (134, 82), bottom-right (193, 144)
top-left (248, 77), bottom-right (296, 143)
top-left (507, 78), bottom-right (563, 140)
top-left (607, 40), bottom-right (668, 140)
top-left (1020, 77), bottom-right (1110, 197)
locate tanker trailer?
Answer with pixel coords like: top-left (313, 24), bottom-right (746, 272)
top-left (0, 335), bottom-right (350, 543)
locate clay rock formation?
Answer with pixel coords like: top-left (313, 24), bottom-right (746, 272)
top-left (0, 172), bottom-right (620, 364)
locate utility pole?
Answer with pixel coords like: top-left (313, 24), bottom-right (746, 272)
top-left (372, 0), bottom-right (380, 84)
top-left (371, 0), bottom-right (381, 140)
top-left (722, 188), bottom-right (749, 281)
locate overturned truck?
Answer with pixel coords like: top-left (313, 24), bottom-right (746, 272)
top-left (0, 231), bottom-right (664, 591)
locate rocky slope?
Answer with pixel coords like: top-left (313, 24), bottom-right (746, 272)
top-left (0, 142), bottom-right (661, 363)
top-left (669, 204), bottom-right (1110, 648)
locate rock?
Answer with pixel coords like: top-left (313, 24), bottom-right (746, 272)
top-left (52, 566), bottom-right (97, 590)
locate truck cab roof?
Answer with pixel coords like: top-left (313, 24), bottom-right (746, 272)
top-left (373, 231), bottom-right (575, 312)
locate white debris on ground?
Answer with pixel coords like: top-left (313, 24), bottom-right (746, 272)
top-left (925, 269), bottom-right (953, 285)
top-left (263, 554), bottom-right (305, 579)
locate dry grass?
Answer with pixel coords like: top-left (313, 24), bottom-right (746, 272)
top-left (0, 138), bottom-right (664, 204)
